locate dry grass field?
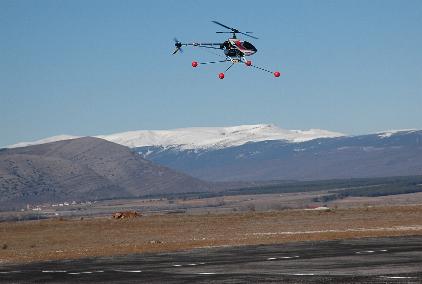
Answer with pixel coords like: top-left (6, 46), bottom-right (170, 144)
top-left (1, 205), bottom-right (422, 264)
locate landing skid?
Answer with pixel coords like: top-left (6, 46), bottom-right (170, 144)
top-left (191, 57), bottom-right (280, 79)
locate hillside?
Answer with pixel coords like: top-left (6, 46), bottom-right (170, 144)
top-left (0, 137), bottom-right (212, 209)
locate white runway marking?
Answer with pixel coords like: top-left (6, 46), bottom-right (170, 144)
top-left (188, 263), bottom-right (197, 266)
top-left (67, 271), bottom-right (103, 274)
top-left (0, 271), bottom-right (21, 274)
top-left (248, 225), bottom-right (422, 236)
top-left (356, 250), bottom-right (375, 254)
top-left (173, 264), bottom-right (182, 267)
top-left (291, 273), bottom-right (315, 276)
top-left (198, 272), bottom-right (217, 275)
top-left (42, 270), bottom-right (67, 273)
top-left (267, 255), bottom-right (300, 260)
top-left (113, 270), bottom-right (142, 273)
top-left (380, 276), bottom-right (417, 279)
top-left (379, 249), bottom-right (388, 252)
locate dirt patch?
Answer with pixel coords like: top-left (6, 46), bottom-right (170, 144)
top-left (1, 205), bottom-right (422, 264)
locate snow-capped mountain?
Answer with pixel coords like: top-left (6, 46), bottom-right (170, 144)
top-left (8, 135), bottom-right (80, 149)
top-left (5, 124), bottom-right (344, 150)
top-left (97, 124), bottom-right (344, 150)
top-left (377, 129), bottom-right (418, 138)
top-left (4, 125), bottom-right (422, 182)
top-left (135, 129), bottom-right (422, 182)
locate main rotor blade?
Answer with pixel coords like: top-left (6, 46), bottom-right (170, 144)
top-left (212, 20), bottom-right (237, 32)
top-left (212, 21), bottom-right (258, 39)
top-left (239, 31), bottom-right (258, 39)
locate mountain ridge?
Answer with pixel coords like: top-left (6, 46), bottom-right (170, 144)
top-left (4, 125), bottom-right (421, 184)
top-left (136, 131), bottom-right (422, 182)
top-left (6, 125), bottom-right (420, 151)
top-left (0, 137), bottom-right (213, 209)
top-left (5, 124), bottom-right (344, 150)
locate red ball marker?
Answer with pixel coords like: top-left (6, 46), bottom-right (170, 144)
top-left (274, 71), bottom-right (281, 77)
top-left (192, 61), bottom-right (198, 67)
top-left (245, 60), bottom-right (252, 66)
top-left (218, 73), bottom-right (225, 79)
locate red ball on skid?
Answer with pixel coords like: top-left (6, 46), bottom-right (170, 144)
top-left (245, 60), bottom-right (252, 66)
top-left (274, 71), bottom-right (281, 77)
top-left (218, 73), bottom-right (225, 79)
top-left (192, 61), bottom-right (198, 67)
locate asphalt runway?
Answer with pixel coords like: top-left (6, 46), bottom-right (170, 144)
top-left (1, 236), bottom-right (422, 283)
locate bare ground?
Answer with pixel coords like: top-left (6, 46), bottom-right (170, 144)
top-left (1, 205), bottom-right (422, 264)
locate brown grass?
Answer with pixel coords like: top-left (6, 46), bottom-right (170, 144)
top-left (1, 205), bottom-right (422, 264)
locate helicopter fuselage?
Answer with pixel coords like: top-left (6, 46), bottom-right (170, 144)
top-left (223, 38), bottom-right (257, 58)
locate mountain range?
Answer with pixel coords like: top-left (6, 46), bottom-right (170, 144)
top-left (137, 130), bottom-right (422, 181)
top-left (3, 124), bottom-right (422, 183)
top-left (0, 137), bottom-right (212, 209)
top-left (6, 124), bottom-right (343, 149)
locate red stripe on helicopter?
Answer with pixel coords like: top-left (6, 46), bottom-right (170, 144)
top-left (234, 41), bottom-right (248, 51)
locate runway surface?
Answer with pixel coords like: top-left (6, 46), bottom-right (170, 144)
top-left (1, 236), bottom-right (422, 283)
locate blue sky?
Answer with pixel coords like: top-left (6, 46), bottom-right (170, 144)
top-left (1, 0), bottom-right (421, 147)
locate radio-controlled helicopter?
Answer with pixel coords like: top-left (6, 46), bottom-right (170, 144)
top-left (173, 21), bottom-right (280, 79)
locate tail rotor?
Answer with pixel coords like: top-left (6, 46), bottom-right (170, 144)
top-left (173, 38), bottom-right (183, 54)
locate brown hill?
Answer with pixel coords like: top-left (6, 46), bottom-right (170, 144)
top-left (0, 137), bottom-right (212, 209)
